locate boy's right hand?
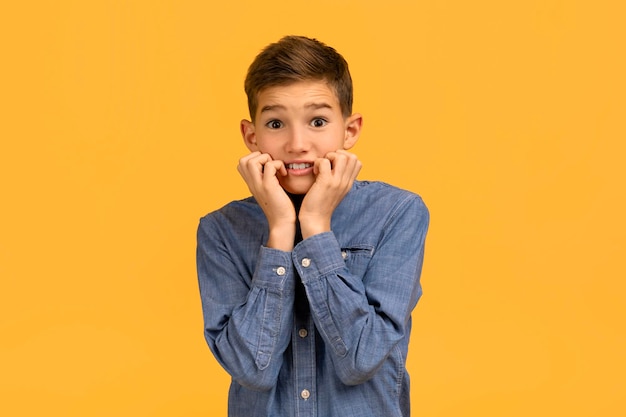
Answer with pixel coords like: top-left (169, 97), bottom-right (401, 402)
top-left (237, 152), bottom-right (296, 251)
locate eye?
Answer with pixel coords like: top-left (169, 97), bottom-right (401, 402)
top-left (266, 119), bottom-right (283, 129)
top-left (310, 118), bottom-right (327, 128)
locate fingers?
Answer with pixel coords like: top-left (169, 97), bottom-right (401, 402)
top-left (313, 157), bottom-right (331, 176)
top-left (238, 152), bottom-right (285, 184)
top-left (323, 150), bottom-right (362, 185)
top-left (262, 160), bottom-right (287, 186)
top-left (299, 150), bottom-right (361, 237)
top-left (237, 152), bottom-right (296, 239)
top-left (237, 151), bottom-right (265, 182)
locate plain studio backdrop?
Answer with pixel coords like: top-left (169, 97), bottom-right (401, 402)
top-left (1, 1), bottom-right (624, 416)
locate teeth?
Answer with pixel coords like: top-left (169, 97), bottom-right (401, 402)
top-left (287, 163), bottom-right (312, 170)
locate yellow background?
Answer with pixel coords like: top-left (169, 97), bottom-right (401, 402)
top-left (1, 1), bottom-right (624, 416)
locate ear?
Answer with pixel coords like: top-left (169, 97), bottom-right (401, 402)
top-left (342, 113), bottom-right (363, 150)
top-left (240, 119), bottom-right (258, 151)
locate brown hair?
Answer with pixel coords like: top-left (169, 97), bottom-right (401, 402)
top-left (244, 35), bottom-right (353, 121)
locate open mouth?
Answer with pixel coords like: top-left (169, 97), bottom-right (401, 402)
top-left (286, 163), bottom-right (313, 170)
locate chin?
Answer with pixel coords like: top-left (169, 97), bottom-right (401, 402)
top-left (280, 179), bottom-right (314, 195)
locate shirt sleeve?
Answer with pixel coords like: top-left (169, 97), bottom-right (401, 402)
top-left (196, 215), bottom-right (296, 391)
top-left (292, 194), bottom-right (429, 386)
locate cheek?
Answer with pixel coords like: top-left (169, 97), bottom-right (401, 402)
top-left (328, 129), bottom-right (348, 149)
top-left (257, 143), bottom-right (275, 154)
top-left (255, 142), bottom-right (280, 158)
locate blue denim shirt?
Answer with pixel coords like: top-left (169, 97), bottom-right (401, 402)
top-left (197, 180), bottom-right (429, 417)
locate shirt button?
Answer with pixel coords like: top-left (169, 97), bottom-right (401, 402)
top-left (276, 267), bottom-right (286, 276)
top-left (298, 328), bottom-right (308, 338)
top-left (301, 258), bottom-right (311, 267)
top-left (341, 251), bottom-right (348, 260)
top-left (300, 389), bottom-right (310, 399)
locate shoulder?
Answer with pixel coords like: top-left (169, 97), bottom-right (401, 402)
top-left (333, 181), bottom-right (429, 238)
top-left (331, 181), bottom-right (428, 253)
top-left (198, 196), bottom-right (265, 234)
top-left (348, 180), bottom-right (428, 216)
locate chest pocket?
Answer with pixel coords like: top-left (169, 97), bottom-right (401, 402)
top-left (340, 244), bottom-right (374, 279)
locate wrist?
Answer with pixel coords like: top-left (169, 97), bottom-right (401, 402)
top-left (299, 214), bottom-right (331, 239)
top-left (266, 221), bottom-right (296, 251)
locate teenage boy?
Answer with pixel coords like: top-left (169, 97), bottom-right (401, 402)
top-left (197, 35), bottom-right (429, 417)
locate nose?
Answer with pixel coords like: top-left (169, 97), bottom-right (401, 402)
top-left (285, 127), bottom-right (309, 153)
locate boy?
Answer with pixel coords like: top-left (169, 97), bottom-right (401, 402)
top-left (197, 35), bottom-right (429, 417)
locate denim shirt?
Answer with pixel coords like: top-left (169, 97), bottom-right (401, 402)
top-left (197, 180), bottom-right (429, 417)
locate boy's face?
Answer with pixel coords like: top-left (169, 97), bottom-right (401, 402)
top-left (241, 80), bottom-right (362, 195)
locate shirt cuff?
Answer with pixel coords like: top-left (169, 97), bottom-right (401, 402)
top-left (252, 246), bottom-right (295, 292)
top-left (292, 232), bottom-right (345, 284)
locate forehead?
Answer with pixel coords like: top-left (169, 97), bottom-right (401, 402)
top-left (256, 80), bottom-right (340, 109)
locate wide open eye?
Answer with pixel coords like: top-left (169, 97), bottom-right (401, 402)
top-left (310, 118), bottom-right (327, 128)
top-left (266, 119), bottom-right (283, 129)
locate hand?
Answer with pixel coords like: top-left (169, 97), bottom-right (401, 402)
top-left (299, 150), bottom-right (362, 239)
top-left (237, 152), bottom-right (296, 250)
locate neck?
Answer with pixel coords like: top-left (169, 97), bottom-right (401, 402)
top-left (287, 192), bottom-right (305, 213)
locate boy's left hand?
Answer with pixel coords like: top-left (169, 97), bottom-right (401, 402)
top-left (299, 150), bottom-right (361, 239)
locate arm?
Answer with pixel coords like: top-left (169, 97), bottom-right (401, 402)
top-left (196, 151), bottom-right (299, 390)
top-left (197, 216), bottom-right (296, 391)
top-left (293, 194), bottom-right (429, 385)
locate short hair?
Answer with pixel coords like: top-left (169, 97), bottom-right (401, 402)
top-left (244, 35), bottom-right (353, 121)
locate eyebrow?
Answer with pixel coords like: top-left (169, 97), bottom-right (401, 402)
top-left (305, 102), bottom-right (333, 110)
top-left (259, 102), bottom-right (334, 113)
top-left (260, 104), bottom-right (286, 113)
